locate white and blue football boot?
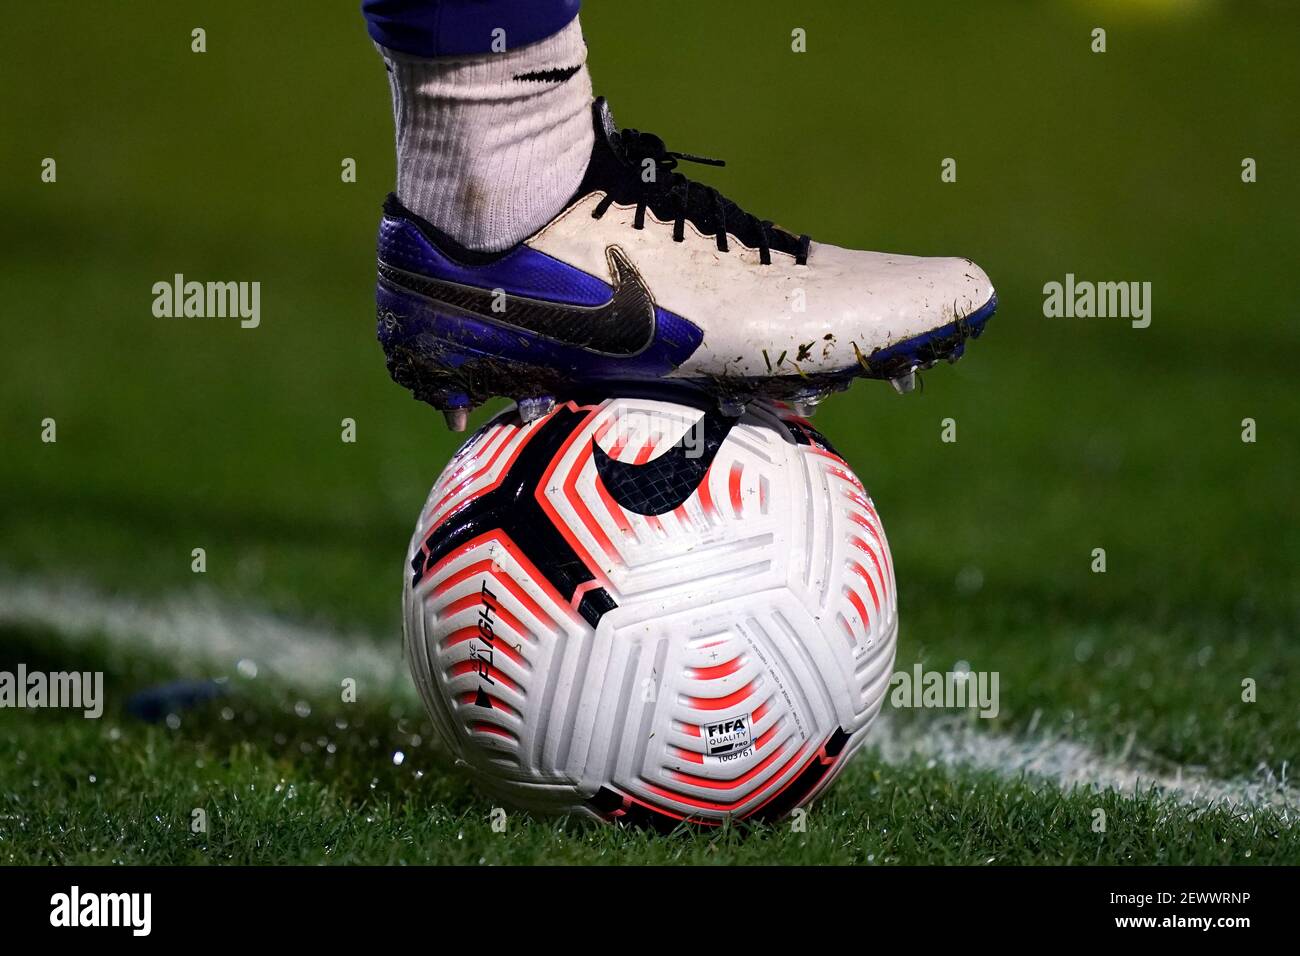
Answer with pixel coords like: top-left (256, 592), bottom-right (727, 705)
top-left (376, 97), bottom-right (997, 429)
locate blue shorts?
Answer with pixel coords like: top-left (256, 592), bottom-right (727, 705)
top-left (362, 0), bottom-right (581, 56)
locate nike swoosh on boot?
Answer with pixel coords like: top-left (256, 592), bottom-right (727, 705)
top-left (379, 244), bottom-right (656, 356)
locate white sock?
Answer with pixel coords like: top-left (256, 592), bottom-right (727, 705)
top-left (378, 17), bottom-right (594, 253)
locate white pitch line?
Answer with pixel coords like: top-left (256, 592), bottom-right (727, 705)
top-left (0, 575), bottom-right (412, 698)
top-left (0, 575), bottom-right (1293, 818)
top-left (865, 714), bottom-right (1296, 819)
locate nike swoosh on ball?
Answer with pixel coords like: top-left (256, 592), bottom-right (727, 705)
top-left (592, 410), bottom-right (738, 516)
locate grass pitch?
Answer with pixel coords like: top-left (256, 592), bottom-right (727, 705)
top-left (1, 1), bottom-right (1298, 864)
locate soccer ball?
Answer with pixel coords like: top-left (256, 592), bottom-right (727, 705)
top-left (403, 396), bottom-right (897, 825)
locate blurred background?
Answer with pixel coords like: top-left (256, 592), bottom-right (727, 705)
top-left (0, 1), bottom-right (1296, 863)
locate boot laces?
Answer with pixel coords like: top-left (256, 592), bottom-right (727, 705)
top-left (591, 127), bottom-right (810, 267)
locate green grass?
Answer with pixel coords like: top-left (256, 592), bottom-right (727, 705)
top-left (8, 722), bottom-right (1295, 866)
top-left (2, 1), bottom-right (1298, 864)
top-left (2, 627), bottom-right (1294, 866)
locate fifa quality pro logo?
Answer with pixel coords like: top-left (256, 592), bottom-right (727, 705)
top-left (703, 713), bottom-right (753, 760)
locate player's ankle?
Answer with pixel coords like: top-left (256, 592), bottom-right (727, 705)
top-left (378, 17), bottom-right (594, 253)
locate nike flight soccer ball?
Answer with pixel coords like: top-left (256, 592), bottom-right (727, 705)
top-left (403, 397), bottom-right (897, 825)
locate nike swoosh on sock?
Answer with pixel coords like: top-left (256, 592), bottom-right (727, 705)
top-left (513, 65), bottom-right (582, 83)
